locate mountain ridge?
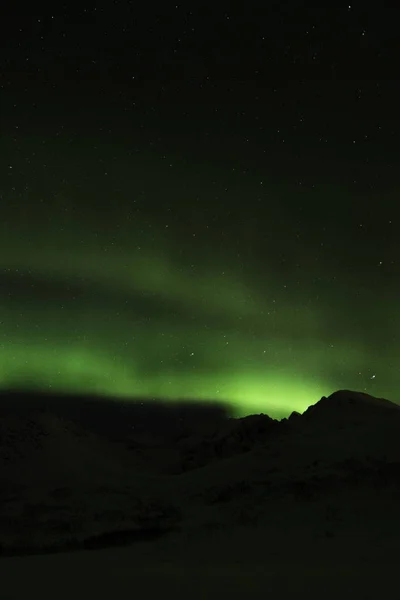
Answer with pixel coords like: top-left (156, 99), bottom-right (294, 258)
top-left (1, 388), bottom-right (400, 557)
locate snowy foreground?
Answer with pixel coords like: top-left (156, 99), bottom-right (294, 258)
top-left (1, 523), bottom-right (398, 600)
top-left (1, 389), bottom-right (400, 598)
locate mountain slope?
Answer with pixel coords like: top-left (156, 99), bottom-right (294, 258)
top-left (1, 388), bottom-right (400, 555)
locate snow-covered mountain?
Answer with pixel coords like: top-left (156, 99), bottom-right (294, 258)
top-left (1, 388), bottom-right (400, 556)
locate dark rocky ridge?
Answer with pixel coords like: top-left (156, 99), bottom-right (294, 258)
top-left (1, 388), bottom-right (400, 557)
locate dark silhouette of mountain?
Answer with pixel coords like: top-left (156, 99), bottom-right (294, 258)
top-left (301, 389), bottom-right (400, 424)
top-left (1, 387), bottom-right (400, 556)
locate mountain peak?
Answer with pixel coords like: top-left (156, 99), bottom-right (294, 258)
top-left (301, 389), bottom-right (400, 426)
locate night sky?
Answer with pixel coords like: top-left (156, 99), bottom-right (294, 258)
top-left (0, 4), bottom-right (399, 418)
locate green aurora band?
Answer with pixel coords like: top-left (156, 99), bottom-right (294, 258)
top-left (1, 142), bottom-right (397, 418)
top-left (1, 224), bottom-right (392, 418)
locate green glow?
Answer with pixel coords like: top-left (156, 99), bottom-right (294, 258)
top-left (0, 185), bottom-right (395, 418)
top-left (0, 342), bottom-right (329, 418)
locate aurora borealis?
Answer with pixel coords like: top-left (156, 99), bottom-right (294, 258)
top-left (1, 6), bottom-right (399, 418)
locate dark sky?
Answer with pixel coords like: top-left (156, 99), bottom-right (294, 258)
top-left (0, 3), bottom-right (399, 417)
